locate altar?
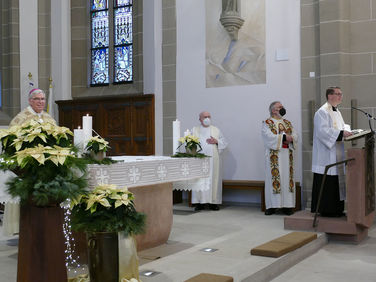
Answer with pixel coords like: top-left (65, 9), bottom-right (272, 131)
top-left (87, 156), bottom-right (210, 250)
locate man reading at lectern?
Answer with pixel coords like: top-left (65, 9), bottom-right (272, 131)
top-left (311, 86), bottom-right (352, 217)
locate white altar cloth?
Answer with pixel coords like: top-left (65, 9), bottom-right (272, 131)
top-left (88, 156), bottom-right (210, 190)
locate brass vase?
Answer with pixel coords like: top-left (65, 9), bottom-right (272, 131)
top-left (186, 146), bottom-right (197, 155)
top-left (87, 232), bottom-right (119, 282)
top-left (90, 151), bottom-right (106, 161)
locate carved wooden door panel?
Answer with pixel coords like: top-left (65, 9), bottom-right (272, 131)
top-left (56, 95), bottom-right (155, 156)
top-left (103, 101), bottom-right (132, 156)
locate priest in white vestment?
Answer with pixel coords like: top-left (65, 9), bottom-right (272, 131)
top-left (192, 111), bottom-right (228, 211)
top-left (261, 101), bottom-right (298, 215)
top-left (311, 86), bottom-right (352, 217)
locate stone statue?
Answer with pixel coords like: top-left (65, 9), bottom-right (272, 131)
top-left (223, 0), bottom-right (238, 13)
top-left (220, 0), bottom-right (244, 41)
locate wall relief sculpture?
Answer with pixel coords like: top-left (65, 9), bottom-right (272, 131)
top-left (220, 0), bottom-right (244, 41)
top-left (206, 0), bottom-right (266, 87)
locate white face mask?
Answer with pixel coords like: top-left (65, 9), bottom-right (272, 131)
top-left (202, 118), bottom-right (211, 126)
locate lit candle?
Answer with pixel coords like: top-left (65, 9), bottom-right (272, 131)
top-left (184, 129), bottom-right (191, 137)
top-left (82, 114), bottom-right (92, 144)
top-left (74, 126), bottom-right (84, 152)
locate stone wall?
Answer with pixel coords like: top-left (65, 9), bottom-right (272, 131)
top-left (162, 0), bottom-right (177, 155)
top-left (301, 0), bottom-right (376, 208)
top-left (0, 0), bottom-right (20, 124)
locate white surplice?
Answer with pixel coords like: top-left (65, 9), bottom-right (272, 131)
top-left (261, 117), bottom-right (298, 209)
top-left (312, 102), bottom-right (349, 200)
top-left (191, 125), bottom-right (228, 204)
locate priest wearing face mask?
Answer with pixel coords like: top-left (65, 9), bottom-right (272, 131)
top-left (192, 111), bottom-right (228, 211)
top-left (310, 86), bottom-right (352, 217)
top-left (261, 101), bottom-right (298, 216)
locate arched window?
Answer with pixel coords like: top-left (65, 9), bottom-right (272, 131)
top-left (90, 0), bottom-right (133, 86)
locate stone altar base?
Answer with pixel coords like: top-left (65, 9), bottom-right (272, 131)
top-left (130, 183), bottom-right (173, 251)
top-left (284, 210), bottom-right (369, 243)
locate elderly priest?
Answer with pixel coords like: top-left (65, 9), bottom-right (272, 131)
top-left (261, 101), bottom-right (298, 216)
top-left (10, 88), bottom-right (56, 126)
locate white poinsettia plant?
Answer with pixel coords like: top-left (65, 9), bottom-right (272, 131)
top-left (0, 119), bottom-right (75, 168)
top-left (177, 134), bottom-right (202, 154)
top-left (0, 119), bottom-right (87, 206)
top-left (85, 135), bottom-right (110, 153)
top-left (72, 184), bottom-right (134, 213)
top-left (70, 184), bottom-right (146, 234)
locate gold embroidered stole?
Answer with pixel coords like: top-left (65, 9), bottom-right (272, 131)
top-left (265, 118), bottom-right (294, 194)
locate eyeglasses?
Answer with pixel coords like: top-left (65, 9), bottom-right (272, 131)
top-left (333, 93), bottom-right (343, 96)
top-left (31, 98), bottom-right (45, 101)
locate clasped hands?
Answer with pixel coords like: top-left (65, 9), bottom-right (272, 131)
top-left (284, 134), bottom-right (293, 143)
top-left (206, 136), bottom-right (218, 145)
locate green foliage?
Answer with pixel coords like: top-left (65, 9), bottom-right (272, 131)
top-left (171, 152), bottom-right (209, 158)
top-left (71, 202), bottom-right (146, 235)
top-left (5, 156), bottom-right (88, 206)
top-left (82, 153), bottom-right (117, 165)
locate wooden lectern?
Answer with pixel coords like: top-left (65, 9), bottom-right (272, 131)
top-left (284, 130), bottom-right (375, 242)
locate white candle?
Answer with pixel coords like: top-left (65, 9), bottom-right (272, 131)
top-left (82, 114), bottom-right (93, 144)
top-left (172, 119), bottom-right (181, 153)
top-left (74, 127), bottom-right (84, 152)
top-left (184, 129), bottom-right (191, 137)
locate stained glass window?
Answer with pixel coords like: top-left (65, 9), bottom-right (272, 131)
top-left (91, 48), bottom-right (109, 84)
top-left (90, 0), bottom-right (109, 85)
top-left (92, 0), bottom-right (107, 10)
top-left (114, 0), bottom-right (133, 83)
top-left (90, 0), bottom-right (133, 85)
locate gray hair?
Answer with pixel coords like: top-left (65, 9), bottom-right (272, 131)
top-left (28, 88), bottom-right (45, 99)
top-left (269, 101), bottom-right (280, 116)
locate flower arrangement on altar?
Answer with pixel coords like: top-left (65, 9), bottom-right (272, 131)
top-left (70, 184), bottom-right (146, 235)
top-left (173, 134), bottom-right (208, 158)
top-left (84, 135), bottom-right (112, 162)
top-left (178, 134), bottom-right (202, 154)
top-left (85, 135), bottom-right (110, 153)
top-left (0, 120), bottom-right (87, 206)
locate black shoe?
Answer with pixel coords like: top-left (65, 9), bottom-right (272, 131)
top-left (283, 208), bottom-right (294, 216)
top-left (194, 204), bottom-right (204, 211)
top-left (264, 208), bottom-right (276, 215)
top-left (209, 204), bottom-right (220, 211)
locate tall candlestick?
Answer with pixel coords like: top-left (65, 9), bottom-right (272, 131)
top-left (172, 119), bottom-right (181, 153)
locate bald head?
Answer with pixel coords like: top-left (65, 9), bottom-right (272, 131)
top-left (199, 111), bottom-right (211, 127)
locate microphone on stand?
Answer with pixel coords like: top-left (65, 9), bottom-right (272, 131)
top-left (351, 107), bottom-right (376, 120)
top-left (351, 106), bottom-right (376, 132)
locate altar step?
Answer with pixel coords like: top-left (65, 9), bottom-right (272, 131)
top-left (284, 210), bottom-right (369, 242)
top-left (138, 206), bottom-right (328, 281)
top-left (138, 229), bottom-right (327, 282)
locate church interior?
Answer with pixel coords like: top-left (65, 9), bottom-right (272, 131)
top-left (1, 0), bottom-right (376, 281)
